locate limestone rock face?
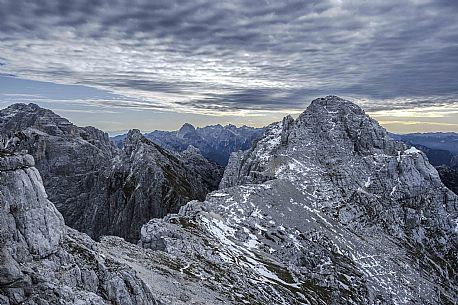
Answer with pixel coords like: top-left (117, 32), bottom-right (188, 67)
top-left (3, 97), bottom-right (458, 304)
top-left (0, 153), bottom-right (159, 305)
top-left (0, 104), bottom-right (219, 242)
top-left (388, 134), bottom-right (458, 195)
top-left (179, 145), bottom-right (224, 191)
top-left (95, 130), bottom-right (213, 242)
top-left (0, 153), bottom-right (65, 261)
top-left (140, 96), bottom-right (458, 304)
top-left (0, 103), bottom-right (116, 237)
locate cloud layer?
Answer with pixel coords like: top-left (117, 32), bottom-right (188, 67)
top-left (0, 0), bottom-right (457, 121)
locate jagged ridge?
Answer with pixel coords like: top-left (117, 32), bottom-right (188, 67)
top-left (0, 104), bottom-right (220, 242)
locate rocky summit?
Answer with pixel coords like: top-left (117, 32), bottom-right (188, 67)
top-left (98, 129), bottom-right (214, 241)
top-left (141, 96), bottom-right (458, 304)
top-left (0, 104), bottom-right (221, 242)
top-left (1, 96), bottom-right (458, 305)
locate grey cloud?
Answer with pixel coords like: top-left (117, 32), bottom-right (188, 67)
top-left (0, 0), bottom-right (457, 114)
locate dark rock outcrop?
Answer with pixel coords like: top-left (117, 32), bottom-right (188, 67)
top-left (96, 129), bottom-right (213, 242)
top-left (179, 145), bottom-right (224, 191)
top-left (437, 164), bottom-right (458, 195)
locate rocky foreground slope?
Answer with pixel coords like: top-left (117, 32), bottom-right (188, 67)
top-left (140, 96), bottom-right (458, 304)
top-left (0, 104), bottom-right (220, 241)
top-left (0, 151), bottom-right (256, 305)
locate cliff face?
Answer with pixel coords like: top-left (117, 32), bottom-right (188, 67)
top-left (0, 104), bottom-right (220, 242)
top-left (0, 152), bottom-right (251, 305)
top-left (93, 129), bottom-right (213, 242)
top-left (438, 155), bottom-right (458, 196)
top-left (0, 153), bottom-right (159, 305)
top-left (140, 96), bottom-right (458, 304)
top-left (389, 134), bottom-right (458, 196)
top-left (220, 96), bottom-right (456, 247)
top-left (0, 103), bottom-right (115, 235)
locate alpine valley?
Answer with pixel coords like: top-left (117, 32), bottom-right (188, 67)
top-left (1, 96), bottom-right (457, 305)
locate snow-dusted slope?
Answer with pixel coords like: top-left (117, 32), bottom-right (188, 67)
top-left (140, 96), bottom-right (458, 304)
top-left (2, 96), bottom-right (457, 304)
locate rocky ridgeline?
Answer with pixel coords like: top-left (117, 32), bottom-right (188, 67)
top-left (140, 96), bottom-right (458, 304)
top-left (97, 129), bottom-right (213, 241)
top-left (0, 153), bottom-right (160, 305)
top-left (0, 103), bottom-right (221, 242)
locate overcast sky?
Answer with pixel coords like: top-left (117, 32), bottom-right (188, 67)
top-left (0, 0), bottom-right (457, 133)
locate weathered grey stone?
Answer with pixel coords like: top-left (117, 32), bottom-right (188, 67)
top-left (141, 96), bottom-right (458, 304)
top-left (93, 129), bottom-right (213, 241)
top-left (0, 104), bottom-right (220, 242)
top-left (0, 153), bottom-right (160, 305)
top-left (2, 96), bottom-right (458, 304)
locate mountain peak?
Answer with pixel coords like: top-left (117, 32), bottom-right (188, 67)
top-left (3, 102), bottom-right (53, 117)
top-left (0, 102), bottom-right (78, 137)
top-left (123, 129), bottom-right (152, 153)
top-left (177, 123), bottom-right (197, 139)
top-left (307, 95), bottom-right (364, 115)
top-left (6, 102), bottom-right (42, 111)
top-left (179, 123), bottom-right (195, 132)
top-left (126, 128), bottom-right (143, 138)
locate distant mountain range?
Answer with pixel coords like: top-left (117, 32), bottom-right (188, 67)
top-left (113, 128), bottom-right (458, 167)
top-left (390, 132), bottom-right (458, 155)
top-left (112, 123), bottom-right (264, 166)
top-left (112, 126), bottom-right (458, 195)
